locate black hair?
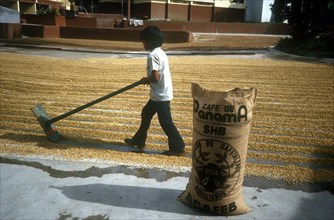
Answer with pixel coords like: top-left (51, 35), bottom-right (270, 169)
top-left (140, 26), bottom-right (164, 50)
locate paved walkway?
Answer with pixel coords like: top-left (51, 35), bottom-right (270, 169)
top-left (1, 42), bottom-right (333, 64)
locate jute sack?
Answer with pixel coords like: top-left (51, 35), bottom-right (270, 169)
top-left (178, 83), bottom-right (257, 215)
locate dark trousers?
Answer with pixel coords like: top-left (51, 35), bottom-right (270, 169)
top-left (132, 100), bottom-right (185, 152)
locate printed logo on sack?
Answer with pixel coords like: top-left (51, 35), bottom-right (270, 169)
top-left (193, 139), bottom-right (241, 201)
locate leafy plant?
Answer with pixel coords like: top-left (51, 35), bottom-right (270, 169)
top-left (271, 0), bottom-right (334, 57)
top-left (36, 7), bottom-right (60, 16)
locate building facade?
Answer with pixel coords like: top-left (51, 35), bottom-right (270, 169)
top-left (0, 0), bottom-right (275, 23)
top-left (0, 0), bottom-right (66, 14)
top-left (245, 0), bottom-right (274, 23)
top-left (98, 0), bottom-right (246, 22)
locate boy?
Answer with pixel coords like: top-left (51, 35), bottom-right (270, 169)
top-left (124, 26), bottom-right (185, 156)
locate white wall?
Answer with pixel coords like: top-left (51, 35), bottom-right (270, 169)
top-left (245, 0), bottom-right (274, 22)
top-left (261, 0), bottom-right (274, 22)
top-left (0, 6), bottom-right (20, 24)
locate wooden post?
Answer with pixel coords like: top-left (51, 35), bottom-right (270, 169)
top-left (188, 1), bottom-right (192, 21)
top-left (212, 2), bottom-right (215, 22)
top-left (165, 0), bottom-right (169, 20)
top-left (127, 0), bottom-right (131, 20)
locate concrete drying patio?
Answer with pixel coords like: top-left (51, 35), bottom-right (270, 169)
top-left (1, 43), bottom-right (333, 219)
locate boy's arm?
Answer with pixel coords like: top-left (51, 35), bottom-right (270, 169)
top-left (141, 70), bottom-right (160, 85)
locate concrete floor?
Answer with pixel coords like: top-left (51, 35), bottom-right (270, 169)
top-left (1, 155), bottom-right (333, 220)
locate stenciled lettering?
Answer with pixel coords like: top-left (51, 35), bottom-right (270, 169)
top-left (197, 105), bottom-right (248, 123)
top-left (185, 192), bottom-right (238, 214)
top-left (203, 125), bottom-right (226, 136)
top-left (202, 104), bottom-right (221, 112)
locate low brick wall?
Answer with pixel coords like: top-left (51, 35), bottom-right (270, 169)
top-left (22, 14), bottom-right (66, 26)
top-left (22, 24), bottom-right (60, 38)
top-left (142, 21), bottom-right (291, 35)
top-left (20, 24), bottom-right (192, 42)
top-left (0, 23), bottom-right (22, 39)
top-left (60, 27), bottom-right (193, 42)
top-left (164, 30), bottom-right (194, 43)
top-left (22, 24), bottom-right (43, 37)
top-left (20, 14), bottom-right (292, 36)
top-left (65, 17), bottom-right (97, 27)
top-left (43, 25), bottom-right (61, 38)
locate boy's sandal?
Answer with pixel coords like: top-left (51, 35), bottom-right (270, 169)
top-left (162, 150), bottom-right (185, 156)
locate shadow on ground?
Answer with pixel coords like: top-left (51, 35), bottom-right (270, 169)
top-left (51, 183), bottom-right (205, 216)
top-left (0, 132), bottom-right (169, 156)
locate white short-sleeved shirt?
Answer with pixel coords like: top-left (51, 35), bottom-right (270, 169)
top-left (147, 47), bottom-right (173, 102)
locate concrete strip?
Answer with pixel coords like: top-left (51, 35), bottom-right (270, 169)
top-left (1, 44), bottom-right (333, 64)
top-left (192, 32), bottom-right (291, 38)
top-left (1, 156), bottom-right (333, 220)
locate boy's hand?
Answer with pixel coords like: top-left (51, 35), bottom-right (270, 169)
top-left (140, 71), bottom-right (159, 85)
top-left (140, 77), bottom-right (150, 85)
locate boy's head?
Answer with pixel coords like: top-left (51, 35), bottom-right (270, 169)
top-left (140, 26), bottom-right (163, 51)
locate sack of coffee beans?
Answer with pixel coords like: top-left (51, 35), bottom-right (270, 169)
top-left (178, 83), bottom-right (257, 215)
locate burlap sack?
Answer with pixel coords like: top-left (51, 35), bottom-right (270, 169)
top-left (178, 83), bottom-right (257, 215)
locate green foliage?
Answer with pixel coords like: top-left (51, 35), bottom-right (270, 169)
top-left (275, 35), bottom-right (334, 57)
top-left (270, 0), bottom-right (290, 23)
top-left (271, 0), bottom-right (334, 57)
top-left (36, 7), bottom-right (60, 16)
top-left (271, 0), bottom-right (331, 39)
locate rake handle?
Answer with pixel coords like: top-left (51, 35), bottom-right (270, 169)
top-left (47, 80), bottom-right (142, 125)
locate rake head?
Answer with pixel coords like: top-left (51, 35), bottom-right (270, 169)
top-left (32, 104), bottom-right (61, 143)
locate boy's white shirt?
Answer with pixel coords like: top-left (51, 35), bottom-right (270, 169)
top-left (147, 47), bottom-right (173, 102)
